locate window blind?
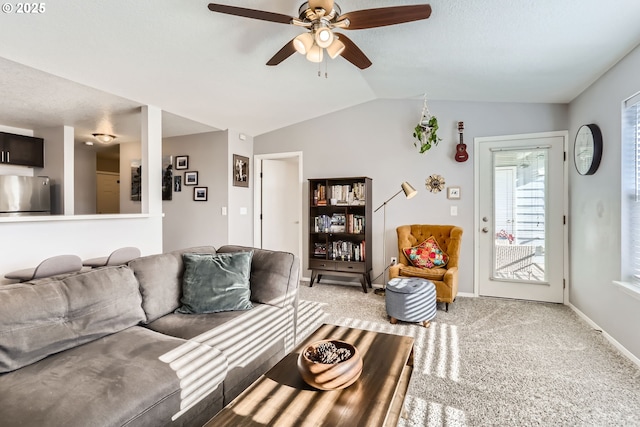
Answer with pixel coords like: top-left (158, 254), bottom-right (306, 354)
top-left (624, 95), bottom-right (640, 286)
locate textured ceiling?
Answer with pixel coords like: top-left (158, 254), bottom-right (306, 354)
top-left (0, 0), bottom-right (639, 138)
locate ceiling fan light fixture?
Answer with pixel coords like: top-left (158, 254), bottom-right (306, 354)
top-left (92, 133), bottom-right (116, 144)
top-left (293, 32), bottom-right (314, 55)
top-left (314, 26), bottom-right (334, 48)
top-left (326, 38), bottom-right (345, 59)
top-left (306, 43), bottom-right (323, 63)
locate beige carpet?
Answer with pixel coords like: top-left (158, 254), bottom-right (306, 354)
top-left (296, 281), bottom-right (640, 426)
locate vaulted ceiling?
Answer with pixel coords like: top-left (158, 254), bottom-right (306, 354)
top-left (1, 0), bottom-right (639, 138)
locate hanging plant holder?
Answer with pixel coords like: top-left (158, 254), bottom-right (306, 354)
top-left (413, 94), bottom-right (442, 154)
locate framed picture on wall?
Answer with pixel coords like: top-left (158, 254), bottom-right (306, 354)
top-left (175, 155), bottom-right (189, 170)
top-left (233, 154), bottom-right (249, 188)
top-left (193, 187), bottom-right (208, 201)
top-left (174, 176), bottom-right (182, 192)
top-left (447, 186), bottom-right (461, 200)
top-left (184, 171), bottom-right (198, 186)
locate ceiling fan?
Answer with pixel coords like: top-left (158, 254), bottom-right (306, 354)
top-left (207, 1), bottom-right (432, 69)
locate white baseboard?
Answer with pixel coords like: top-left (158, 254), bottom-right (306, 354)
top-left (300, 277), bottom-right (478, 299)
top-left (568, 302), bottom-right (640, 370)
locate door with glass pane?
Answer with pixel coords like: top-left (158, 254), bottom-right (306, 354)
top-left (477, 133), bottom-right (565, 303)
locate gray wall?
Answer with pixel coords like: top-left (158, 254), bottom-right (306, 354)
top-left (162, 131), bottom-right (229, 252)
top-left (568, 44), bottom-right (640, 359)
top-left (74, 144), bottom-right (97, 215)
top-left (255, 98), bottom-right (568, 293)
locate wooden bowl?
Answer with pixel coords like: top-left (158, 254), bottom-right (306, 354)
top-left (297, 339), bottom-right (363, 391)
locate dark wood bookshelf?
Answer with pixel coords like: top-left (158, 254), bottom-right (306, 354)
top-left (308, 177), bottom-right (372, 292)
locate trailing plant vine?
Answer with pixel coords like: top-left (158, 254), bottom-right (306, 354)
top-left (413, 94), bottom-right (441, 154)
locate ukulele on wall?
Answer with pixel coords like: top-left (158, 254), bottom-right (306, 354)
top-left (455, 121), bottom-right (469, 163)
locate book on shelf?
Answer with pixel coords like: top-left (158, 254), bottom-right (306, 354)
top-left (329, 213), bottom-right (346, 233)
top-left (315, 184), bottom-right (327, 205)
top-left (329, 183), bottom-right (366, 205)
top-left (346, 214), bottom-right (365, 234)
top-left (328, 240), bottom-right (365, 262)
top-left (313, 242), bottom-right (327, 258)
top-left (313, 215), bottom-right (331, 233)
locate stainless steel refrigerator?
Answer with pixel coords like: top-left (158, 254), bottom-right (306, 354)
top-left (0, 175), bottom-right (51, 216)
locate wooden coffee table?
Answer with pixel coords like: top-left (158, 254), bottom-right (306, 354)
top-left (204, 323), bottom-right (414, 427)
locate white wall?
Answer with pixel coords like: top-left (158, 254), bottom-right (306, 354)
top-left (255, 98), bottom-right (568, 291)
top-left (0, 215), bottom-right (162, 285)
top-left (228, 130), bottom-right (254, 246)
top-left (568, 44), bottom-right (640, 360)
top-left (162, 131), bottom-right (229, 252)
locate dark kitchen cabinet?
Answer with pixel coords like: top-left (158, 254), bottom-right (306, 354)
top-left (0, 132), bottom-right (44, 167)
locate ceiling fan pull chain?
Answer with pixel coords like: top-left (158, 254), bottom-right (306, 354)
top-left (324, 55), bottom-right (328, 78)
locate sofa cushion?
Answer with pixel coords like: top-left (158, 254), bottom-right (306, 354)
top-left (146, 303), bottom-right (293, 405)
top-left (128, 246), bottom-right (216, 323)
top-left (0, 266), bottom-right (146, 373)
top-left (176, 252), bottom-right (253, 315)
top-left (217, 245), bottom-right (300, 308)
top-left (0, 326), bottom-right (225, 427)
top-left (399, 265), bottom-right (448, 281)
top-left (403, 236), bottom-right (449, 269)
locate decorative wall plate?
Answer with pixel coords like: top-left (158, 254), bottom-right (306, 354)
top-left (425, 174), bottom-right (445, 193)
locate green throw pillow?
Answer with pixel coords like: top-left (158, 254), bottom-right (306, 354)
top-left (176, 251), bottom-right (254, 314)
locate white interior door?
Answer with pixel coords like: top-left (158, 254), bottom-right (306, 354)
top-left (476, 132), bottom-right (565, 303)
top-left (260, 158), bottom-right (300, 257)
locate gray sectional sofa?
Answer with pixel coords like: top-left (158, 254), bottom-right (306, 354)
top-left (0, 245), bottom-right (300, 427)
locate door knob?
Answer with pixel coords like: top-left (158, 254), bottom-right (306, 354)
top-left (482, 227), bottom-right (489, 233)
top-left (482, 217), bottom-right (488, 222)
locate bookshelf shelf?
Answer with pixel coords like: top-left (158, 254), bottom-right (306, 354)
top-left (308, 177), bottom-right (372, 293)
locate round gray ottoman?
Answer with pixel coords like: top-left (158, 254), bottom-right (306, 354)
top-left (385, 277), bottom-right (437, 327)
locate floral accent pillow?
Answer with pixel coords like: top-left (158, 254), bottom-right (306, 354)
top-left (403, 237), bottom-right (449, 269)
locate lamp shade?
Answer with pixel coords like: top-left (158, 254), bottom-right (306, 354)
top-left (326, 38), bottom-right (345, 59)
top-left (293, 32), bottom-right (314, 55)
top-left (401, 182), bottom-right (417, 199)
top-left (306, 44), bottom-right (323, 63)
top-left (314, 27), bottom-right (334, 49)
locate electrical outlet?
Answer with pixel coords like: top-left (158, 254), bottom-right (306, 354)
top-left (390, 257), bottom-right (397, 266)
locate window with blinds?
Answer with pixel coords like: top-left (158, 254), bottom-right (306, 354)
top-left (623, 92), bottom-right (640, 287)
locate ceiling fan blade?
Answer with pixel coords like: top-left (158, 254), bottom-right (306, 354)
top-left (266, 40), bottom-right (297, 66)
top-left (208, 3), bottom-right (293, 24)
top-left (334, 33), bottom-right (372, 69)
top-left (308, 0), bottom-right (334, 12)
top-left (338, 4), bottom-right (432, 30)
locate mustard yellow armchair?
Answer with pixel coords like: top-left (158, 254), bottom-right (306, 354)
top-left (388, 224), bottom-right (463, 311)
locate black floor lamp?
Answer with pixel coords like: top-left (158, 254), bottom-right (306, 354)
top-left (373, 181), bottom-right (417, 296)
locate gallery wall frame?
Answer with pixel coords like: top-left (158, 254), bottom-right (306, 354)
top-left (233, 154), bottom-right (249, 188)
top-left (184, 171), bottom-right (198, 186)
top-left (194, 187), bottom-right (208, 201)
top-left (175, 155), bottom-right (189, 170)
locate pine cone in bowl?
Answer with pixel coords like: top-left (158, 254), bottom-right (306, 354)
top-left (297, 339), bottom-right (363, 391)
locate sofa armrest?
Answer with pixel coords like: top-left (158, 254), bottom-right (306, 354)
top-left (388, 263), bottom-right (403, 280)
